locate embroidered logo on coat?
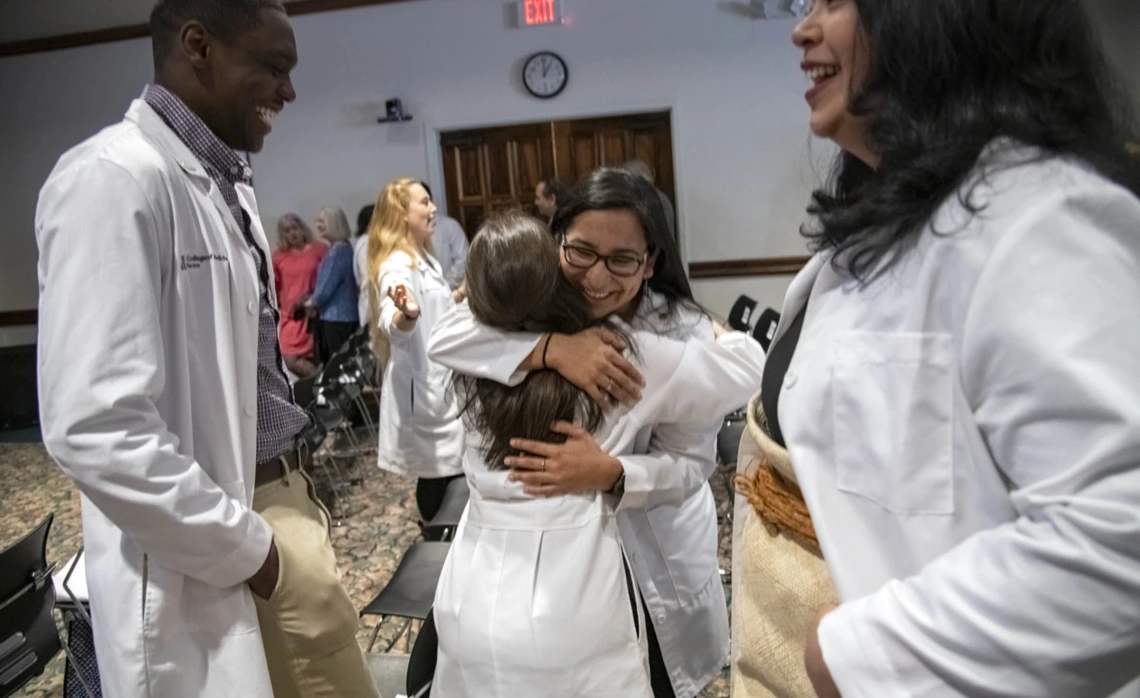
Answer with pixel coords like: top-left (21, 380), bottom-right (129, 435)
top-left (180, 253), bottom-right (229, 271)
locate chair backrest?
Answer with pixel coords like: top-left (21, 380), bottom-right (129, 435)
top-left (317, 350), bottom-right (350, 388)
top-left (293, 376), bottom-right (317, 410)
top-left (0, 514), bottom-right (60, 698)
top-left (348, 326), bottom-right (370, 351)
top-left (716, 413), bottom-right (748, 467)
top-left (406, 609), bottom-right (438, 698)
top-left (727, 295), bottom-right (758, 332)
top-left (752, 308), bottom-right (781, 352)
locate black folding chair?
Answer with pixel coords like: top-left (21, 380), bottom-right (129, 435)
top-left (422, 478), bottom-right (469, 542)
top-left (752, 308), bottom-right (781, 352)
top-left (366, 608), bottom-right (436, 698)
top-left (0, 515), bottom-right (95, 698)
top-left (294, 376), bottom-right (354, 521)
top-left (727, 295), bottom-right (758, 332)
top-left (405, 609), bottom-right (437, 697)
top-left (361, 542), bottom-right (450, 653)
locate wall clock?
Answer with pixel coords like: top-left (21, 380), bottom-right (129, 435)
top-left (523, 51), bottom-right (568, 99)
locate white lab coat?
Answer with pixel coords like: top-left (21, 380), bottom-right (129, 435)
top-left (773, 145), bottom-right (1140, 697)
top-left (428, 291), bottom-right (734, 697)
top-left (376, 249), bottom-right (465, 478)
top-left (36, 100), bottom-right (276, 697)
top-left (430, 322), bottom-right (766, 697)
top-left (353, 234), bottom-right (370, 326)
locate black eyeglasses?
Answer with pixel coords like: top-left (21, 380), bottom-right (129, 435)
top-left (560, 240), bottom-right (649, 277)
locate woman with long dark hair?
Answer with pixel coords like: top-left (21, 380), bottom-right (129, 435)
top-left (751, 1), bottom-right (1140, 696)
top-left (429, 211), bottom-right (765, 696)
top-left (430, 168), bottom-right (734, 697)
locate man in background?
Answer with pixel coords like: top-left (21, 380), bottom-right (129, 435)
top-left (534, 175), bottom-right (566, 223)
top-left (354, 203), bottom-right (375, 326)
top-left (421, 182), bottom-right (468, 290)
top-left (624, 158), bottom-right (677, 240)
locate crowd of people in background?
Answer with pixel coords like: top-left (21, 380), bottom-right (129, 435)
top-left (276, 164), bottom-right (668, 378)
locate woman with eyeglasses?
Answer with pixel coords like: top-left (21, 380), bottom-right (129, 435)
top-left (430, 210), bottom-right (765, 697)
top-left (429, 168), bottom-right (741, 698)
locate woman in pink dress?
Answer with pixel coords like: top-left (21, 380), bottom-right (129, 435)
top-left (272, 213), bottom-right (325, 377)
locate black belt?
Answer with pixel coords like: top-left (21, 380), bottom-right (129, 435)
top-left (255, 445), bottom-right (313, 487)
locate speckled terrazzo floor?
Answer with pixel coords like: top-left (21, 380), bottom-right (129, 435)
top-left (0, 441), bottom-right (735, 697)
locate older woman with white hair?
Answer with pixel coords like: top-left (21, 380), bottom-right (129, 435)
top-left (305, 206), bottom-right (359, 359)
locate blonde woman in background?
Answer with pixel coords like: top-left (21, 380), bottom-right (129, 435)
top-left (367, 178), bottom-right (466, 523)
top-left (304, 205), bottom-right (359, 359)
top-left (272, 213), bottom-right (325, 377)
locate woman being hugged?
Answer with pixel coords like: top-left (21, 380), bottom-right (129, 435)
top-left (430, 168), bottom-right (743, 698)
top-left (431, 211), bottom-right (766, 697)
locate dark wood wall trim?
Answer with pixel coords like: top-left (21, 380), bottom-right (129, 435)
top-left (688, 256), bottom-right (810, 280)
top-left (0, 24), bottom-right (150, 58)
top-left (0, 0), bottom-right (417, 58)
top-left (286, 0), bottom-right (416, 13)
top-left (0, 310), bottom-right (38, 328)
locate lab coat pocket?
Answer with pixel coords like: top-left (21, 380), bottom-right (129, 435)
top-left (184, 576), bottom-right (260, 636)
top-left (182, 483), bottom-right (260, 636)
top-left (412, 365), bottom-right (457, 424)
top-left (831, 331), bottom-right (954, 515)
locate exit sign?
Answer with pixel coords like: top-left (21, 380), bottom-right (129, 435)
top-left (518, 0), bottom-right (562, 27)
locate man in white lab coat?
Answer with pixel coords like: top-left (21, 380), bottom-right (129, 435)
top-left (35, 1), bottom-right (378, 696)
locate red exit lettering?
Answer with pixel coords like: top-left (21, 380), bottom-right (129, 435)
top-left (525, 0), bottom-right (556, 25)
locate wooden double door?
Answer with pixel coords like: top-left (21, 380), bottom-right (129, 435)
top-left (440, 111), bottom-right (675, 239)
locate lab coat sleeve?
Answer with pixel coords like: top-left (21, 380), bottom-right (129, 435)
top-left (36, 158), bottom-right (273, 589)
top-left (818, 185), bottom-right (1140, 698)
top-left (618, 330), bottom-right (765, 510)
top-left (426, 301), bottom-right (542, 386)
top-left (617, 421), bottom-right (721, 511)
top-left (443, 224), bottom-right (468, 290)
top-left (377, 256), bottom-right (417, 345)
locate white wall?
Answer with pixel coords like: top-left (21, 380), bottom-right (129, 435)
top-left (252, 0), bottom-right (822, 316)
top-left (0, 0), bottom-right (822, 346)
top-left (0, 39), bottom-right (154, 345)
top-left (3, 0), bottom-right (1137, 347)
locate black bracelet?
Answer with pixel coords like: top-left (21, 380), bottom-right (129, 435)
top-left (541, 333), bottom-right (554, 369)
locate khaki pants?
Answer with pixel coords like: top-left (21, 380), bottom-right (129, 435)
top-left (252, 466), bottom-right (380, 698)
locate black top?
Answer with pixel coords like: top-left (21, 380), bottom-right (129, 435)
top-left (760, 303), bottom-right (807, 449)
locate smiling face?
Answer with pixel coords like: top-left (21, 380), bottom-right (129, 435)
top-left (793, 0), bottom-right (877, 164)
top-left (201, 8), bottom-right (298, 153)
top-left (314, 211), bottom-right (329, 239)
top-left (279, 217), bottom-right (305, 248)
top-left (405, 183), bottom-right (438, 246)
top-left (560, 209), bottom-right (657, 319)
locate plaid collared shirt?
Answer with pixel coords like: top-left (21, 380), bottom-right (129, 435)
top-left (144, 84), bottom-right (310, 463)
